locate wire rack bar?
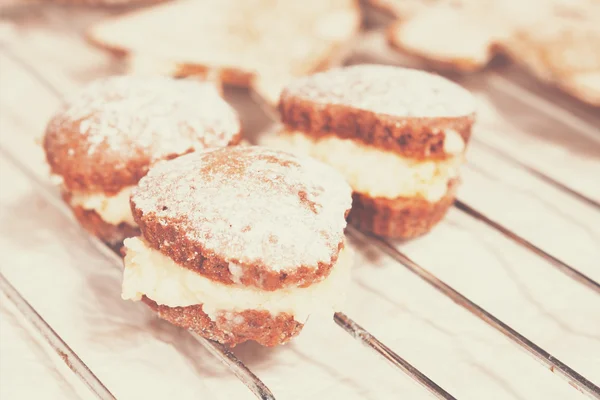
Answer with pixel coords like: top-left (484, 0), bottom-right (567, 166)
top-left (0, 145), bottom-right (277, 400)
top-left (0, 272), bottom-right (116, 400)
top-left (350, 228), bottom-right (600, 399)
top-left (454, 200), bottom-right (600, 294)
top-left (190, 334), bottom-right (276, 400)
top-left (334, 312), bottom-right (456, 400)
top-left (471, 139), bottom-right (600, 209)
top-left (487, 73), bottom-right (600, 146)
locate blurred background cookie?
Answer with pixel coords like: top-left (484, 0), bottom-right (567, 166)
top-left (501, 4), bottom-right (600, 106)
top-left (43, 75), bottom-right (241, 246)
top-left (379, 0), bottom-right (600, 105)
top-left (386, 1), bottom-right (509, 72)
top-left (268, 64), bottom-right (476, 239)
top-left (87, 0), bottom-right (361, 105)
top-left (123, 146), bottom-right (353, 346)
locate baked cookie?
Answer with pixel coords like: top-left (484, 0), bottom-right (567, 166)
top-left (122, 146), bottom-right (353, 346)
top-left (501, 3), bottom-right (600, 106)
top-left (384, 0), bottom-right (600, 105)
top-left (386, 0), bottom-right (513, 72)
top-left (271, 64), bottom-right (476, 239)
top-left (43, 75), bottom-right (241, 245)
top-left (87, 0), bottom-right (361, 105)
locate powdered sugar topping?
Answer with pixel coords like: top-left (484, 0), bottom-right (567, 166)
top-left (51, 76), bottom-right (239, 161)
top-left (283, 64), bottom-right (476, 118)
top-left (132, 146), bottom-right (352, 271)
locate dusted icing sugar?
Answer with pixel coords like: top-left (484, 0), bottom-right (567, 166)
top-left (49, 76), bottom-right (239, 160)
top-left (131, 146), bottom-right (352, 272)
top-left (282, 64), bottom-right (476, 118)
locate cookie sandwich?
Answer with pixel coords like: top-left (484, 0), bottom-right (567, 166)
top-left (43, 76), bottom-right (241, 245)
top-left (121, 146), bottom-right (353, 346)
top-left (273, 64), bottom-right (476, 238)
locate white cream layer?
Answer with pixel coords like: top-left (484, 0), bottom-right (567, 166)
top-left (267, 130), bottom-right (464, 202)
top-left (121, 237), bottom-right (353, 322)
top-left (69, 186), bottom-right (137, 227)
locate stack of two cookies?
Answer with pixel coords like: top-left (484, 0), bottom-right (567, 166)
top-left (122, 147), bottom-right (353, 346)
top-left (272, 64), bottom-right (476, 239)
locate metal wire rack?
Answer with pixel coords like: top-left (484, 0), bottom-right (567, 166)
top-left (0, 7), bottom-right (599, 400)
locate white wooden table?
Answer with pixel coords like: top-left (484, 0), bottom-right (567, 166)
top-left (0, 5), bottom-right (599, 400)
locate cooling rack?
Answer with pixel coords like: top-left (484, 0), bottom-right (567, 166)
top-left (0, 4), bottom-right (599, 400)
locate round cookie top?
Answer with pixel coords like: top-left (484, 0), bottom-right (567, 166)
top-left (44, 76), bottom-right (241, 194)
top-left (281, 64), bottom-right (475, 117)
top-left (131, 146), bottom-right (352, 290)
top-left (279, 65), bottom-right (476, 160)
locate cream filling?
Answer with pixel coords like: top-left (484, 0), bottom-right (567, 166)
top-left (69, 186), bottom-right (137, 227)
top-left (121, 237), bottom-right (353, 322)
top-left (266, 130), bottom-right (464, 202)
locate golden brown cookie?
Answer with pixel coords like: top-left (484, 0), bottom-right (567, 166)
top-left (279, 65), bottom-right (474, 160)
top-left (44, 75), bottom-right (241, 245)
top-left (270, 64), bottom-right (475, 239)
top-left (122, 146), bottom-right (353, 346)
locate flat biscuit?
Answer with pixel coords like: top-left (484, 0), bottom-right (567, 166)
top-left (384, 0), bottom-right (600, 105)
top-left (88, 0), bottom-right (361, 105)
top-left (386, 1), bottom-right (510, 72)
